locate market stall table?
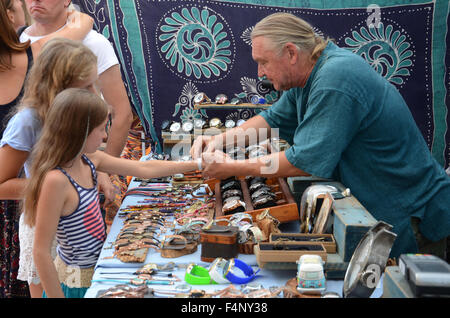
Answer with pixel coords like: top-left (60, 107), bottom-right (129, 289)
top-left (84, 157), bottom-right (383, 298)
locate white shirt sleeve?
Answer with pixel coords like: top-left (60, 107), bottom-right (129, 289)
top-left (82, 30), bottom-right (119, 75)
top-left (0, 108), bottom-right (41, 153)
top-left (0, 108), bottom-right (42, 178)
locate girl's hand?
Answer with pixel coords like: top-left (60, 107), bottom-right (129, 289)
top-left (97, 172), bottom-right (118, 204)
top-left (66, 9), bottom-right (94, 31)
top-left (190, 135), bottom-right (213, 160)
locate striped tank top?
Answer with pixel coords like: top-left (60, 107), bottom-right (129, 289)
top-left (55, 155), bottom-right (106, 268)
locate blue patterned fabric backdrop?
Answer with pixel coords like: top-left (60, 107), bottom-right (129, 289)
top-left (72, 0), bottom-right (450, 168)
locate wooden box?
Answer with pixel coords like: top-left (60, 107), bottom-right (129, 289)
top-left (206, 176), bottom-right (299, 223)
top-left (329, 184), bottom-right (377, 262)
top-left (254, 242), bottom-right (327, 268)
top-left (269, 233), bottom-right (336, 253)
top-left (382, 266), bottom-right (415, 298)
top-left (293, 181), bottom-right (377, 262)
top-left (199, 226), bottom-right (239, 262)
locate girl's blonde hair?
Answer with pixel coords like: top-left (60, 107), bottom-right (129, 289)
top-left (24, 88), bottom-right (109, 226)
top-left (19, 37), bottom-right (97, 123)
top-left (251, 12), bottom-right (329, 62)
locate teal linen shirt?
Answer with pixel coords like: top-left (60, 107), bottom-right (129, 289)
top-left (260, 42), bottom-right (450, 257)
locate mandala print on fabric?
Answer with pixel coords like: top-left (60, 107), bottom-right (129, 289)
top-left (241, 26), bottom-right (253, 46)
top-left (157, 6), bottom-right (234, 82)
top-left (343, 21), bottom-right (414, 86)
top-left (226, 77), bottom-right (279, 121)
top-left (238, 76), bottom-right (279, 104)
top-left (173, 81), bottom-right (206, 122)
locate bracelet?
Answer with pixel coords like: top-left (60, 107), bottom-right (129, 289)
top-left (229, 212), bottom-right (253, 226)
top-left (223, 259), bottom-right (260, 285)
top-left (196, 157), bottom-right (202, 170)
top-left (237, 223), bottom-right (253, 244)
top-left (208, 258), bottom-right (230, 284)
top-left (185, 264), bottom-right (216, 285)
top-left (247, 226), bottom-right (266, 243)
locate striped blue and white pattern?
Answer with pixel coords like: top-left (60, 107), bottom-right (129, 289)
top-left (55, 155), bottom-right (106, 268)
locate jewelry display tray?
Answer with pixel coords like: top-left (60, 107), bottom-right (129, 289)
top-left (269, 233), bottom-right (336, 253)
top-left (254, 242), bottom-right (328, 268)
top-left (206, 176), bottom-right (299, 223)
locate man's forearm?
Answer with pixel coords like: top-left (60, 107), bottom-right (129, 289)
top-left (104, 115), bottom-right (131, 157)
top-left (233, 151), bottom-right (310, 178)
top-left (203, 151), bottom-right (310, 180)
top-left (98, 65), bottom-right (134, 157)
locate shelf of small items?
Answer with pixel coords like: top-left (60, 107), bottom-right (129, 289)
top-left (193, 102), bottom-right (271, 110)
top-left (161, 127), bottom-right (224, 158)
top-left (161, 97), bottom-right (272, 155)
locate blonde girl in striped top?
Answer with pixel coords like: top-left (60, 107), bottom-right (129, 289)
top-left (26, 88), bottom-right (201, 298)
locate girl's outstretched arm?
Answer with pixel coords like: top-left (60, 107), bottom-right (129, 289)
top-left (33, 170), bottom-right (68, 298)
top-left (87, 150), bottom-right (200, 179)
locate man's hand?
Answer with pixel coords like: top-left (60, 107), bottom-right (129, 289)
top-left (201, 150), bottom-right (234, 180)
top-left (190, 135), bottom-right (214, 159)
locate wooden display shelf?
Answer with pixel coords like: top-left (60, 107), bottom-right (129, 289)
top-left (194, 102), bottom-right (271, 110)
top-left (161, 127), bottom-right (225, 140)
top-left (206, 176), bottom-right (299, 223)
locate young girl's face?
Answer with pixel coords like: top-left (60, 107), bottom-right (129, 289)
top-left (84, 117), bottom-right (109, 154)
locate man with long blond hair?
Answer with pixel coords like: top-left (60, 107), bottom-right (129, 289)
top-left (192, 12), bottom-right (450, 259)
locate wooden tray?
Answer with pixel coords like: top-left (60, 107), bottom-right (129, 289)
top-left (269, 233), bottom-right (336, 253)
top-left (255, 242), bottom-right (327, 268)
top-left (206, 176), bottom-right (299, 223)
